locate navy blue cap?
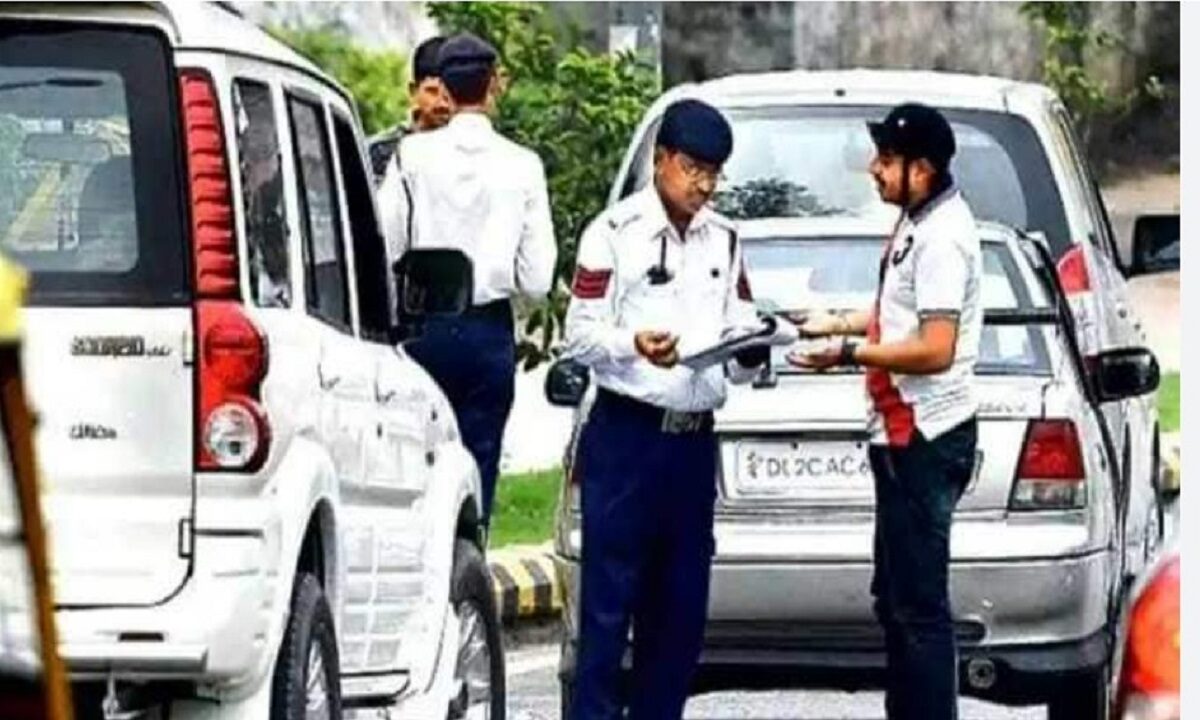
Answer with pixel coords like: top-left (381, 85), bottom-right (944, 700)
top-left (867, 102), bottom-right (956, 171)
top-left (437, 32), bottom-right (497, 78)
top-left (656, 99), bottom-right (733, 166)
top-left (412, 36), bottom-right (446, 82)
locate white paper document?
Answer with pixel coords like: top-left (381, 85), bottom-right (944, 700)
top-left (679, 315), bottom-right (800, 371)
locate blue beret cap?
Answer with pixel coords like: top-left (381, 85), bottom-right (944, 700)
top-left (656, 99), bottom-right (733, 165)
top-left (437, 32), bottom-right (497, 77)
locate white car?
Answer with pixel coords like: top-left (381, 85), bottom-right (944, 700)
top-left (551, 70), bottom-right (1178, 718)
top-left (0, 4), bottom-right (502, 718)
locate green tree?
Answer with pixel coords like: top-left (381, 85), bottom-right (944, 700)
top-left (1020, 2), bottom-right (1163, 148)
top-left (268, 25), bottom-right (409, 135)
top-left (428, 3), bottom-right (660, 368)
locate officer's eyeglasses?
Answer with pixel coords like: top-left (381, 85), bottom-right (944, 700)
top-left (677, 155), bottom-right (725, 187)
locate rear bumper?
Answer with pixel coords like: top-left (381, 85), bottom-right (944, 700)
top-left (555, 518), bottom-right (1114, 702)
top-left (56, 531), bottom-right (275, 686)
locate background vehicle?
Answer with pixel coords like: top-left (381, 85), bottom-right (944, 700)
top-left (0, 4), bottom-right (502, 718)
top-left (551, 70), bottom-right (1179, 718)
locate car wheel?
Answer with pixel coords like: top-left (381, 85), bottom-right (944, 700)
top-left (448, 539), bottom-right (505, 720)
top-left (1046, 667), bottom-right (1110, 720)
top-left (270, 572), bottom-right (341, 720)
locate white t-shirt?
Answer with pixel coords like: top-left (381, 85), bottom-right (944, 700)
top-left (867, 186), bottom-right (982, 446)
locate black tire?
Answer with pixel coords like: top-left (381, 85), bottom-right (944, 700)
top-left (448, 538), bottom-right (506, 719)
top-left (1046, 668), bottom-right (1110, 720)
top-left (271, 572), bottom-right (341, 720)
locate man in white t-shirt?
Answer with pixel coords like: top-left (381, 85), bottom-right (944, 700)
top-left (789, 102), bottom-right (982, 720)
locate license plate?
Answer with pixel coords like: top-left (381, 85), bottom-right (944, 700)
top-left (732, 439), bottom-right (873, 500)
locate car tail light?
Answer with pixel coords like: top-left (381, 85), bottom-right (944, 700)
top-left (1056, 244), bottom-right (1091, 295)
top-left (1010, 420), bottom-right (1086, 510)
top-left (1115, 555), bottom-right (1180, 720)
top-left (180, 68), bottom-right (271, 471)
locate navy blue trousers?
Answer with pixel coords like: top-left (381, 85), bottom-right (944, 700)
top-left (868, 418), bottom-right (977, 720)
top-left (406, 301), bottom-right (515, 526)
top-left (571, 390), bottom-right (718, 720)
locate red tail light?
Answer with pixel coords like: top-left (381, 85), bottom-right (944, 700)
top-left (1115, 554), bottom-right (1180, 719)
top-left (1010, 420), bottom-right (1086, 510)
top-left (1056, 245), bottom-right (1091, 295)
top-left (180, 68), bottom-right (270, 471)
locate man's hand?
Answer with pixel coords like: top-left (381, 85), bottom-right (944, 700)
top-left (788, 310), bottom-right (846, 338)
top-left (786, 339), bottom-right (844, 371)
top-left (635, 330), bottom-right (680, 368)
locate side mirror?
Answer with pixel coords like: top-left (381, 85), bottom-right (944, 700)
top-left (1092, 348), bottom-right (1160, 403)
top-left (392, 249), bottom-right (473, 324)
top-left (545, 358), bottom-right (590, 408)
top-left (1129, 214), bottom-right (1179, 277)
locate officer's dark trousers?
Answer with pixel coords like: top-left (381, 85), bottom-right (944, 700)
top-left (406, 300), bottom-right (515, 526)
top-left (868, 418), bottom-right (977, 720)
top-left (571, 389), bottom-right (717, 720)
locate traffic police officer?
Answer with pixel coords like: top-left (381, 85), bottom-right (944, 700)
top-left (381, 32), bottom-right (557, 530)
top-left (563, 98), bottom-right (767, 720)
top-left (790, 102), bottom-right (982, 720)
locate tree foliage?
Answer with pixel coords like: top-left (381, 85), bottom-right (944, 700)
top-left (1020, 2), bottom-right (1163, 147)
top-left (268, 25), bottom-right (409, 135)
top-left (428, 3), bottom-right (660, 368)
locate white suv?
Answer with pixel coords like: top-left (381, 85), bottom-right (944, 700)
top-left (0, 4), bottom-right (502, 718)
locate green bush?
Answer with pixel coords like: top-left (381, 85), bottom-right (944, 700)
top-left (268, 25), bottom-right (409, 136)
top-left (428, 3), bottom-right (660, 368)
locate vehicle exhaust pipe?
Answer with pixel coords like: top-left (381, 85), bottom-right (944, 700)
top-left (966, 657), bottom-right (998, 691)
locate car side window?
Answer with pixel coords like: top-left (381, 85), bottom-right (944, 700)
top-left (287, 94), bottom-right (350, 330)
top-left (331, 111), bottom-right (391, 343)
top-left (233, 79), bottom-right (291, 308)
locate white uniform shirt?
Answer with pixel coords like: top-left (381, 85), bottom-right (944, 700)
top-left (868, 185), bottom-right (983, 445)
top-left (564, 186), bottom-right (760, 413)
top-left (378, 112), bottom-right (557, 305)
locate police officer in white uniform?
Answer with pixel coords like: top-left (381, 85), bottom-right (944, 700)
top-left (790, 102), bottom-right (982, 720)
top-left (379, 32), bottom-right (557, 529)
top-left (563, 98), bottom-right (767, 720)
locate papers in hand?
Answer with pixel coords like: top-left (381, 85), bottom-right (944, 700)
top-left (680, 315), bottom-right (800, 371)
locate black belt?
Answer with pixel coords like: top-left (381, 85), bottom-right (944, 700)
top-left (596, 388), bottom-right (714, 434)
top-left (463, 299), bottom-right (513, 321)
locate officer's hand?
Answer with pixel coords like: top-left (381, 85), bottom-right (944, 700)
top-left (790, 310), bottom-right (842, 338)
top-left (635, 331), bottom-right (680, 368)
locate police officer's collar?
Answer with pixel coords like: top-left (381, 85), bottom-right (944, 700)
top-left (904, 171), bottom-right (956, 224)
top-left (640, 184), bottom-right (716, 240)
top-left (448, 111), bottom-right (494, 133)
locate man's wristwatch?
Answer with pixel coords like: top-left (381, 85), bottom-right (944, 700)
top-left (838, 339), bottom-right (859, 367)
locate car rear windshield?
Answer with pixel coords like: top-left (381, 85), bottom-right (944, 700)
top-left (621, 105), bottom-right (1072, 257)
top-left (743, 236), bottom-right (1053, 375)
top-left (0, 21), bottom-right (188, 306)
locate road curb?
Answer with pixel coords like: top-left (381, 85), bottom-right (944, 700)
top-left (488, 543), bottom-right (562, 624)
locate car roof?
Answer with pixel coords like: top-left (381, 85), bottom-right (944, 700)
top-left (654, 69), bottom-right (1055, 114)
top-left (0, 2), bottom-right (345, 100)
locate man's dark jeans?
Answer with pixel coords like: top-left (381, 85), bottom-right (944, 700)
top-left (868, 418), bottom-right (978, 720)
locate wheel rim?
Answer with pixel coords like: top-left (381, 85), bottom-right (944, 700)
top-left (305, 642), bottom-right (330, 720)
top-left (450, 600), bottom-right (493, 720)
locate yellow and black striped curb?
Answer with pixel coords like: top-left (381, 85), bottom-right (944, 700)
top-left (488, 544), bottom-right (562, 623)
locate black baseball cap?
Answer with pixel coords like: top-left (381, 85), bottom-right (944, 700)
top-left (867, 102), bottom-right (956, 171)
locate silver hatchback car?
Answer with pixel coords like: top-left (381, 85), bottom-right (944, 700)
top-left (549, 70), bottom-right (1179, 718)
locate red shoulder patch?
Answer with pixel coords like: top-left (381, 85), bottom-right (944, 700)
top-left (571, 266), bottom-right (613, 300)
